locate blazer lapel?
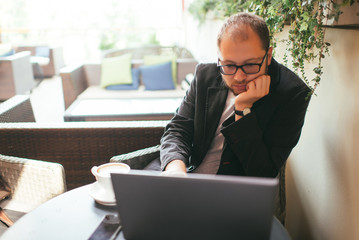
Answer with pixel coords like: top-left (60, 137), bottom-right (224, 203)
top-left (202, 86), bottom-right (228, 151)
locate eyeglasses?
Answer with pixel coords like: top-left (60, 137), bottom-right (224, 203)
top-left (217, 51), bottom-right (268, 75)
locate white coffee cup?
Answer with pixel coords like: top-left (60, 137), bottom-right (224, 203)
top-left (91, 163), bottom-right (130, 199)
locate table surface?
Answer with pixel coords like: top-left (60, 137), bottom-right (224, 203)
top-left (1, 184), bottom-right (291, 240)
top-left (64, 98), bottom-right (183, 121)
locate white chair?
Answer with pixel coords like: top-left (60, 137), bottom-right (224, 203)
top-left (0, 154), bottom-right (66, 235)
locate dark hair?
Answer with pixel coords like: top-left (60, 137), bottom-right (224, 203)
top-left (217, 13), bottom-right (270, 51)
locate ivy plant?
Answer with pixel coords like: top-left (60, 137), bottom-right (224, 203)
top-left (189, 0), bottom-right (359, 96)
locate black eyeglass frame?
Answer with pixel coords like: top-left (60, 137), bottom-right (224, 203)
top-left (217, 51), bottom-right (268, 75)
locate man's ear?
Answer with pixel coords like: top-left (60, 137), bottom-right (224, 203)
top-left (267, 47), bottom-right (273, 66)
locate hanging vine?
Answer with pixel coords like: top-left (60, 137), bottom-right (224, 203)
top-left (189, 0), bottom-right (359, 97)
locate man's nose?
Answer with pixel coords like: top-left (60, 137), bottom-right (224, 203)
top-left (233, 67), bottom-right (247, 81)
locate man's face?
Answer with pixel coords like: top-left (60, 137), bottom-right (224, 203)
top-left (218, 26), bottom-right (272, 96)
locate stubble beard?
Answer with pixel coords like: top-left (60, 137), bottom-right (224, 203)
top-left (221, 76), bottom-right (239, 96)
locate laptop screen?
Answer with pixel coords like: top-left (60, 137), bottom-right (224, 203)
top-left (111, 170), bottom-right (278, 240)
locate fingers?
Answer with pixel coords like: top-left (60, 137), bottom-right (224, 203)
top-left (246, 80), bottom-right (255, 91)
top-left (253, 75), bottom-right (270, 97)
top-left (236, 75), bottom-right (271, 108)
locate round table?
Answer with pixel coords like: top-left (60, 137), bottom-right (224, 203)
top-left (1, 185), bottom-right (291, 240)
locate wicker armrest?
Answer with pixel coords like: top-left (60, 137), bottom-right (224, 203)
top-left (0, 95), bottom-right (35, 122)
top-left (46, 46), bottom-right (65, 77)
top-left (0, 154), bottom-right (66, 212)
top-left (60, 64), bottom-right (89, 109)
top-left (110, 145), bottom-right (160, 169)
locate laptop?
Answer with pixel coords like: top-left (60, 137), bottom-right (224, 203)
top-left (111, 170), bottom-right (278, 240)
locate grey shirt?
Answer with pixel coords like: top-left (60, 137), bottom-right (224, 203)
top-left (193, 91), bottom-right (235, 174)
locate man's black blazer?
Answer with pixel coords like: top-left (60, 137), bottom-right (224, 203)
top-left (160, 58), bottom-right (311, 177)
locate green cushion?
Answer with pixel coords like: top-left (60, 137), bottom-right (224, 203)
top-left (100, 53), bottom-right (133, 88)
top-left (143, 55), bottom-right (177, 86)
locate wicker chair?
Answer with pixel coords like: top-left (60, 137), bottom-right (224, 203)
top-left (0, 121), bottom-right (168, 190)
top-left (0, 52), bottom-right (36, 101)
top-left (0, 95), bottom-right (35, 122)
top-left (0, 154), bottom-right (66, 235)
top-left (0, 154), bottom-right (66, 212)
top-left (15, 46), bottom-right (65, 78)
top-left (110, 145), bottom-right (287, 225)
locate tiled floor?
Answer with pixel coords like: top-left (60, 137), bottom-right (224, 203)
top-left (30, 76), bottom-right (65, 123)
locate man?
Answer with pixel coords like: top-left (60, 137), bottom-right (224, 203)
top-left (161, 12), bottom-right (310, 177)
top-left (159, 13), bottom-right (310, 222)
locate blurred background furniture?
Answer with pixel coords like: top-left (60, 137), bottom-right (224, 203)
top-left (102, 45), bottom-right (195, 59)
top-left (15, 46), bottom-right (65, 78)
top-left (63, 97), bottom-right (182, 121)
top-left (0, 95), bottom-right (36, 122)
top-left (0, 121), bottom-right (168, 190)
top-left (0, 154), bottom-right (66, 236)
top-left (0, 44), bottom-right (15, 57)
top-left (0, 52), bottom-right (36, 101)
top-left (60, 58), bottom-right (197, 109)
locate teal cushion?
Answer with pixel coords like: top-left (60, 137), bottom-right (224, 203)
top-left (140, 61), bottom-right (175, 90)
top-left (100, 54), bottom-right (133, 88)
top-left (143, 55), bottom-right (177, 86)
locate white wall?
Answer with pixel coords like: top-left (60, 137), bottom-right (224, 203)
top-left (285, 27), bottom-right (359, 240)
top-left (183, 11), bottom-right (222, 63)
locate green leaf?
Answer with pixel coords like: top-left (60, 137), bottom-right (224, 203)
top-left (299, 22), bottom-right (308, 32)
top-left (313, 67), bottom-right (322, 74)
top-left (302, 12), bottom-right (310, 21)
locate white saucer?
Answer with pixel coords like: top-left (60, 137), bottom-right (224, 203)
top-left (89, 182), bottom-right (116, 206)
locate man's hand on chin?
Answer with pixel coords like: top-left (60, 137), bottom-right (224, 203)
top-left (235, 74), bottom-right (271, 108)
